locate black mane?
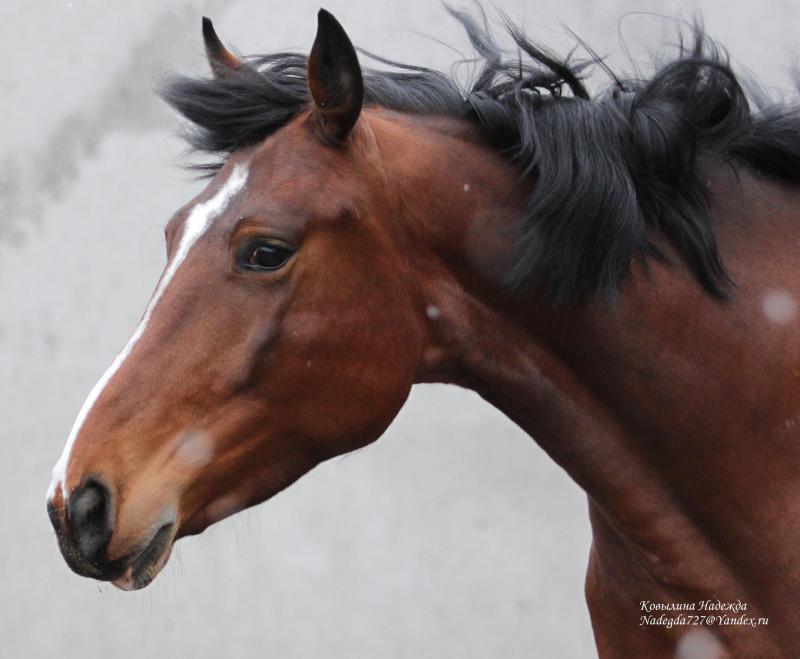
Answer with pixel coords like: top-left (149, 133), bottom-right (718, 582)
top-left (161, 9), bottom-right (800, 304)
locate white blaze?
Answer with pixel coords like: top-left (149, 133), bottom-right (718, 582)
top-left (47, 165), bottom-right (248, 501)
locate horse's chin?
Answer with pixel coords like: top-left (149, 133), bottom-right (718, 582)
top-left (112, 523), bottom-right (176, 591)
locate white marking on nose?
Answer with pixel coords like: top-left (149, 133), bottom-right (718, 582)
top-left (425, 304), bottom-right (441, 320)
top-left (47, 165), bottom-right (248, 502)
top-left (762, 288), bottom-right (797, 325)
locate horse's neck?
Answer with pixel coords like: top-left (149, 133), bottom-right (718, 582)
top-left (412, 155), bottom-right (800, 655)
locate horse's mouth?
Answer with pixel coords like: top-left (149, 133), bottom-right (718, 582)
top-left (112, 523), bottom-right (176, 591)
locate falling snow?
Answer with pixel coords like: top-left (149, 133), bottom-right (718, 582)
top-left (426, 304), bottom-right (441, 320)
top-left (205, 494), bottom-right (242, 523)
top-left (174, 431), bottom-right (214, 468)
top-left (762, 288), bottom-right (798, 324)
top-left (675, 628), bottom-right (725, 659)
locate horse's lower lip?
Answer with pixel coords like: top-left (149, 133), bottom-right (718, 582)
top-left (112, 523), bottom-right (175, 591)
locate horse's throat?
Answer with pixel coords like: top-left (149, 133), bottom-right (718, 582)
top-left (417, 272), bottom-right (784, 656)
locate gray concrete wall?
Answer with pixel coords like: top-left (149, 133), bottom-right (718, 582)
top-left (1, 1), bottom-right (796, 657)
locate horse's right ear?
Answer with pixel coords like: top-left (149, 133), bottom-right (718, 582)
top-left (202, 17), bottom-right (244, 78)
top-left (307, 9), bottom-right (364, 142)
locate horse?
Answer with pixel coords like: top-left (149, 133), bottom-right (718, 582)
top-left (46, 7), bottom-right (800, 658)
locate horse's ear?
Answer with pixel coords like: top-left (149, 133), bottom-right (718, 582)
top-left (202, 17), bottom-right (244, 79)
top-left (307, 9), bottom-right (364, 141)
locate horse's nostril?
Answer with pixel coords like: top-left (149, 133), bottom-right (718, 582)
top-left (67, 478), bottom-right (114, 561)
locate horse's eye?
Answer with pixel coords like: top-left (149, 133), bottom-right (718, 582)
top-left (240, 241), bottom-right (294, 271)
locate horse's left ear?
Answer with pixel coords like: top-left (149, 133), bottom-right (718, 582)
top-left (202, 17), bottom-right (244, 78)
top-left (307, 9), bottom-right (364, 141)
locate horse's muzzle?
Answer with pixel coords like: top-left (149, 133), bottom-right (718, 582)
top-left (47, 478), bottom-right (127, 581)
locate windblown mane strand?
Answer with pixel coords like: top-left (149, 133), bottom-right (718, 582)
top-left (161, 10), bottom-right (800, 304)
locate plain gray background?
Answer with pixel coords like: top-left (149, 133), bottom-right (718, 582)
top-left (1, 1), bottom-right (797, 657)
